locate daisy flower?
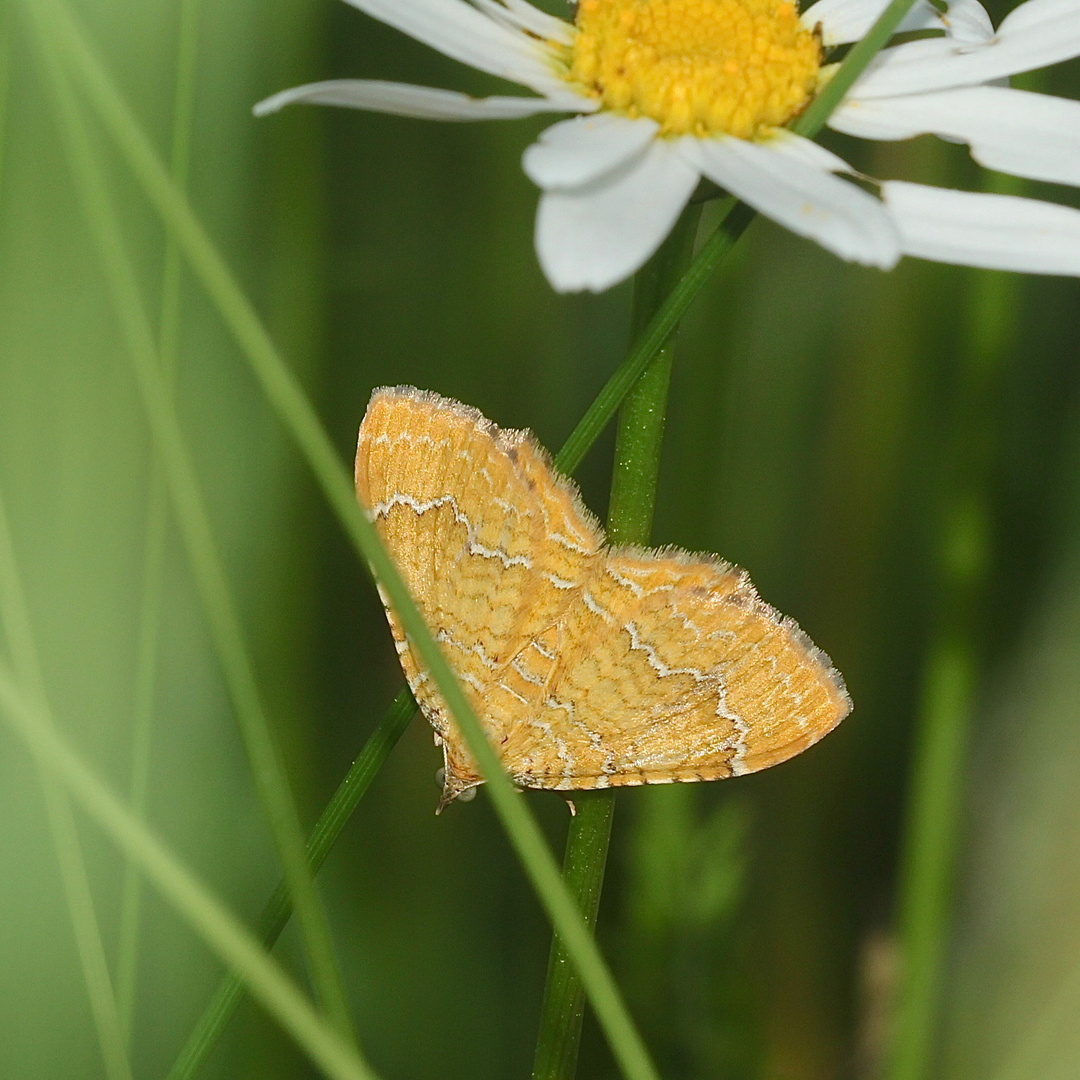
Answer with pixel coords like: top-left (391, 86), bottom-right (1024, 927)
top-left (256, 0), bottom-right (1080, 293)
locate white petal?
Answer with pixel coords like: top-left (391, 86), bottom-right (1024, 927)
top-left (343, 0), bottom-right (569, 96)
top-left (852, 0), bottom-right (1080, 97)
top-left (831, 85), bottom-right (1080, 187)
top-left (678, 135), bottom-right (900, 268)
top-left (999, 0), bottom-right (1080, 36)
top-left (535, 141), bottom-right (700, 293)
top-left (882, 180), bottom-right (1080, 275)
top-left (938, 0), bottom-right (995, 42)
top-left (476, 0), bottom-right (576, 45)
top-left (801, 0), bottom-right (942, 46)
top-left (762, 128), bottom-right (856, 174)
top-left (522, 113), bottom-right (659, 190)
top-left (253, 79), bottom-right (582, 120)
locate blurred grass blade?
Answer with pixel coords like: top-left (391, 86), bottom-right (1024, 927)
top-left (38, 0), bottom-right (360, 550)
top-left (0, 0), bottom-right (11, 181)
top-left (0, 664), bottom-right (380, 1080)
top-left (168, 689), bottom-right (417, 1080)
top-left (887, 173), bottom-right (1026, 1080)
top-left (0, 494), bottom-right (135, 1080)
top-left (890, 634), bottom-right (977, 1080)
top-left (23, 0), bottom-right (358, 1046)
top-left (36, 777), bottom-right (135, 1080)
top-left (37, 5), bottom-right (660, 1074)
top-left (116, 396), bottom-right (167, 1039)
top-left (0, 18), bottom-right (132, 1078)
top-left (115, 0), bottom-right (204, 1041)
top-left (992, 936), bottom-right (1080, 1080)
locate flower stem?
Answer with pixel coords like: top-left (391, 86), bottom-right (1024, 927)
top-left (531, 791), bottom-right (618, 1080)
top-left (555, 200), bottom-right (751, 477)
top-left (608, 204), bottom-right (704, 546)
top-left (532, 204), bottom-right (703, 1080)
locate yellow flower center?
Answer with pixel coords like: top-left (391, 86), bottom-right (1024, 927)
top-left (569, 0), bottom-right (822, 139)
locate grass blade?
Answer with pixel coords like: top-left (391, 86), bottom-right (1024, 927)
top-left (886, 171), bottom-right (1027, 1080)
top-left (0, 663), bottom-right (379, 1080)
top-left (167, 689), bottom-right (416, 1080)
top-left (23, 0), bottom-right (358, 1045)
top-left (0, 493), bottom-right (135, 1080)
top-left (792, 0), bottom-right (923, 138)
top-left (555, 0), bottom-right (922, 476)
top-left (115, 0), bottom-right (204, 1040)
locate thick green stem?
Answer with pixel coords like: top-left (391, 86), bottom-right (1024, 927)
top-left (533, 205), bottom-right (703, 1080)
top-left (555, 201), bottom-right (752, 477)
top-left (531, 791), bottom-right (618, 1080)
top-left (608, 204), bottom-right (703, 545)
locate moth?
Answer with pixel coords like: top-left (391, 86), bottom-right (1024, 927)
top-left (355, 386), bottom-right (851, 808)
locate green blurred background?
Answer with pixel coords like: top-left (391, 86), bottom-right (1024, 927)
top-left (1, 0), bottom-right (1079, 1077)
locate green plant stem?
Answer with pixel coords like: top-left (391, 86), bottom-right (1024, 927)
top-left (0, 18), bottom-right (131, 1080)
top-left (609, 204), bottom-right (703, 546)
top-left (0, 495), bottom-right (135, 1080)
top-left (25, 0), bottom-right (358, 1046)
top-left (533, 206), bottom-right (704, 1080)
top-left (0, 664), bottom-right (379, 1080)
top-left (167, 688), bottom-right (416, 1080)
top-left (115, 0), bottom-right (203, 1041)
top-left (886, 173), bottom-right (1023, 1080)
top-left (532, 792), bottom-right (618, 1080)
top-left (554, 200), bottom-right (753, 476)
